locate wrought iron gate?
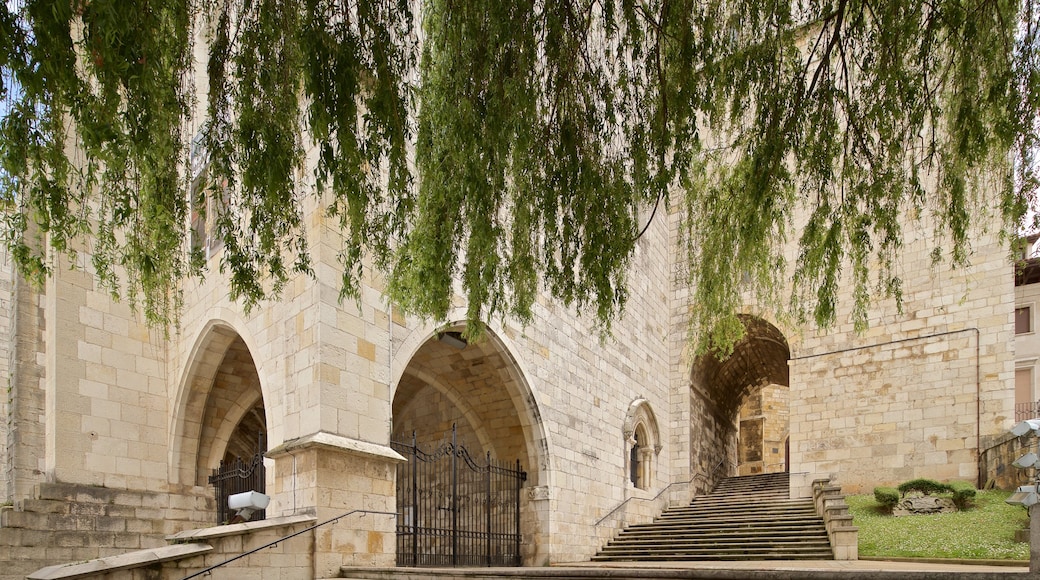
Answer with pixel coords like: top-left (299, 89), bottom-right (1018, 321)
top-left (209, 452), bottom-right (266, 524)
top-left (392, 426), bottom-right (526, 567)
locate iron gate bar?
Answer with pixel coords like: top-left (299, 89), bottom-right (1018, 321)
top-left (208, 451), bottom-right (266, 524)
top-left (391, 424), bottom-right (526, 567)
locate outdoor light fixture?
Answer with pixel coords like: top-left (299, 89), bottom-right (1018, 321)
top-left (437, 331), bottom-right (468, 350)
top-left (1015, 452), bottom-right (1040, 469)
top-left (227, 491), bottom-right (270, 522)
top-left (1007, 485), bottom-right (1040, 507)
top-left (1008, 419), bottom-right (1040, 509)
top-left (1011, 419), bottom-right (1040, 437)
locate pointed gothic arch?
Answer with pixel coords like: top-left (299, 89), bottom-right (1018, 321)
top-left (689, 315), bottom-right (790, 484)
top-left (170, 320), bottom-right (268, 488)
top-left (623, 398), bottom-right (661, 490)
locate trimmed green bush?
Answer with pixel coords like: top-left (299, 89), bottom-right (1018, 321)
top-left (949, 481), bottom-right (978, 509)
top-left (898, 478), bottom-right (950, 496)
top-left (874, 486), bottom-right (900, 509)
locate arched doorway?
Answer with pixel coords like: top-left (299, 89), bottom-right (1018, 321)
top-left (689, 315), bottom-right (790, 487)
top-left (172, 323), bottom-right (267, 522)
top-left (391, 325), bottom-right (547, 565)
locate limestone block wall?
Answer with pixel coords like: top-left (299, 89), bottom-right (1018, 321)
top-left (789, 224), bottom-right (1014, 493)
top-left (3, 255), bottom-right (45, 504)
top-left (738, 384), bottom-right (789, 476)
top-left (0, 483), bottom-right (214, 580)
top-left (494, 218), bottom-right (674, 565)
top-left (40, 255), bottom-right (169, 492)
top-left (0, 245), bottom-right (12, 503)
top-left (386, 210), bottom-right (675, 565)
top-left (170, 194), bottom-right (396, 467)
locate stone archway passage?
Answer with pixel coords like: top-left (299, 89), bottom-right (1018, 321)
top-left (689, 315), bottom-right (790, 483)
top-left (392, 328), bottom-right (537, 483)
top-left (392, 425), bottom-right (526, 567)
top-left (196, 336), bottom-right (267, 482)
top-left (392, 325), bottom-right (546, 565)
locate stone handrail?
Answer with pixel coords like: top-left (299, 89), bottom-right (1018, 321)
top-left (812, 477), bottom-right (859, 560)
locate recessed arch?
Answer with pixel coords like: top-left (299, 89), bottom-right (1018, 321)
top-left (689, 315), bottom-right (791, 483)
top-left (623, 398), bottom-right (662, 491)
top-left (390, 319), bottom-right (551, 565)
top-left (170, 318), bottom-right (269, 488)
top-left (391, 320), bottom-right (549, 487)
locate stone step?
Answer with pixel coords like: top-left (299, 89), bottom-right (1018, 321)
top-left (599, 545), bottom-right (834, 557)
top-left (594, 554), bottom-right (837, 561)
top-left (594, 472), bottom-right (833, 562)
top-left (610, 528), bottom-right (830, 541)
top-left (597, 536), bottom-right (831, 549)
top-left (623, 519), bottom-right (827, 533)
top-left (657, 507), bottom-right (819, 519)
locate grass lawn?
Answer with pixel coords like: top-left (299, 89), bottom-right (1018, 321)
top-left (847, 490), bottom-right (1029, 561)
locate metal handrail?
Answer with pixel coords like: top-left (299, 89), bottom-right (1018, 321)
top-left (182, 509), bottom-right (396, 579)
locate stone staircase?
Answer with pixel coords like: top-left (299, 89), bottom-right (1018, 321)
top-left (593, 472), bottom-right (834, 562)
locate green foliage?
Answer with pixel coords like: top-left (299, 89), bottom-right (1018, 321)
top-left (873, 486), bottom-right (899, 509)
top-left (897, 478), bottom-right (952, 497)
top-left (878, 479), bottom-right (978, 511)
top-left (949, 481), bottom-right (978, 509)
top-left (1, 0), bottom-right (1038, 345)
top-left (1, 0), bottom-right (193, 326)
top-left (849, 491), bottom-right (1028, 560)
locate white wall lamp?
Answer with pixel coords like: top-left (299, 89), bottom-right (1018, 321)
top-left (228, 491), bottom-right (270, 522)
top-left (1008, 420), bottom-right (1040, 507)
top-left (1009, 486), bottom-right (1040, 508)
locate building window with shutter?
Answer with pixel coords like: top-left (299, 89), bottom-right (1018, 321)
top-left (1017, 306), bottom-right (1033, 335)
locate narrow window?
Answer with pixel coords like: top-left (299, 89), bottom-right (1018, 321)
top-left (1017, 367), bottom-right (1036, 421)
top-left (1017, 306), bottom-right (1032, 335)
top-left (630, 431), bottom-right (642, 488)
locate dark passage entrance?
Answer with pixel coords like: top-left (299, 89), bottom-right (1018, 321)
top-left (392, 425), bottom-right (526, 567)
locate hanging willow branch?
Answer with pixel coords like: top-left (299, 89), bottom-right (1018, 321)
top-left (0, 0), bottom-right (1037, 350)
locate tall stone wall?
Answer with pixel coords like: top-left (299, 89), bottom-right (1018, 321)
top-left (3, 252), bottom-right (45, 504)
top-left (788, 223), bottom-right (1014, 493)
top-left (0, 245), bottom-right (11, 504)
top-left (37, 254), bottom-right (168, 491)
top-left (386, 207), bottom-right (676, 565)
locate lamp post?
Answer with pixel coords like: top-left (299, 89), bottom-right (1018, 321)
top-left (1007, 419), bottom-right (1040, 573)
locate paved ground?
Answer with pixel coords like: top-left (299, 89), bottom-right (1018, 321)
top-left (340, 559), bottom-right (1034, 579)
top-left (558, 558), bottom-right (1029, 574)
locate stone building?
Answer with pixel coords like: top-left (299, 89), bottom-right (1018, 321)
top-left (0, 171), bottom-right (1019, 578)
top-left (1015, 235), bottom-right (1040, 421)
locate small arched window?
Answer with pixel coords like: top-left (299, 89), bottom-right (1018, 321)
top-left (624, 399), bottom-right (661, 491)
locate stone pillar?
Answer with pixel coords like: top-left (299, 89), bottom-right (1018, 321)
top-left (639, 447), bottom-right (654, 489)
top-left (267, 432), bottom-right (404, 578)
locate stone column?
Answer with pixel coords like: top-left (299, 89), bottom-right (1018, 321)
top-left (267, 432), bottom-right (404, 578)
top-left (639, 446), bottom-right (654, 489)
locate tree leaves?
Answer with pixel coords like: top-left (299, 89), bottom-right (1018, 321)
top-left (0, 0), bottom-right (1036, 350)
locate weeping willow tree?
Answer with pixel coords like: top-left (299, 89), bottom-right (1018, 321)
top-left (0, 0), bottom-right (1037, 349)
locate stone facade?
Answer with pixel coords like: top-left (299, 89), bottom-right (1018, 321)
top-left (738, 384), bottom-right (789, 476)
top-left (787, 222), bottom-right (1014, 493)
top-left (0, 95), bottom-right (1023, 580)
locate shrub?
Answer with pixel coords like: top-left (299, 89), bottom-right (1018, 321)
top-left (898, 478), bottom-right (950, 496)
top-left (949, 481), bottom-right (978, 509)
top-left (874, 486), bottom-right (900, 509)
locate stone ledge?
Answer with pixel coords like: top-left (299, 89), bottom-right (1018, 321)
top-left (26, 543), bottom-right (212, 579)
top-left (267, 431), bottom-right (406, 463)
top-left (166, 514), bottom-right (317, 543)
